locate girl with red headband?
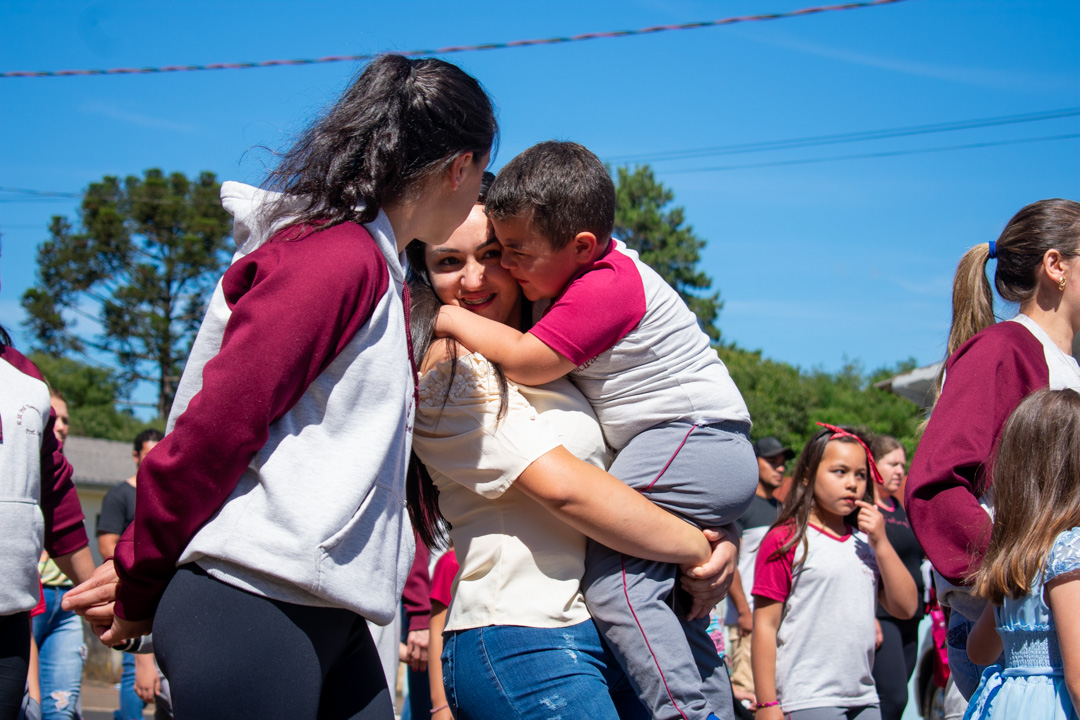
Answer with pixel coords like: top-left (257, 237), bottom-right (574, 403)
top-left (751, 425), bottom-right (918, 720)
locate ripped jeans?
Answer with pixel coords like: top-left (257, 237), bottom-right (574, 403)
top-left (31, 587), bottom-right (86, 720)
top-left (442, 619), bottom-right (648, 720)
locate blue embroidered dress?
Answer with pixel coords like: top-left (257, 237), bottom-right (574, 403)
top-left (965, 527), bottom-right (1080, 719)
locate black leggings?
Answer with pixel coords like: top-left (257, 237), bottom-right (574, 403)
top-left (153, 564), bottom-right (393, 720)
top-left (872, 615), bottom-right (920, 720)
top-left (0, 612), bottom-right (30, 720)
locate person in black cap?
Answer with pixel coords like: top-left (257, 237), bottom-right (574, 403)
top-left (723, 437), bottom-right (794, 710)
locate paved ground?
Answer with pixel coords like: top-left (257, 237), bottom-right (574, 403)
top-left (80, 678), bottom-right (153, 720)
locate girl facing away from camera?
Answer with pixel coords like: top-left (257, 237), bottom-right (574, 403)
top-left (905, 198), bottom-right (1080, 699)
top-left (751, 425), bottom-right (917, 720)
top-left (965, 387), bottom-right (1080, 720)
top-left (62, 54), bottom-right (497, 720)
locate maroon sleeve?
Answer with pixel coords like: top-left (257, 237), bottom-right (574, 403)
top-left (114, 223), bottom-right (390, 621)
top-left (0, 346), bottom-right (88, 557)
top-left (905, 322), bottom-right (1048, 584)
top-left (529, 246), bottom-right (645, 366)
top-left (402, 538), bottom-right (431, 632)
top-left (752, 525), bottom-right (796, 604)
top-left (430, 550), bottom-right (459, 609)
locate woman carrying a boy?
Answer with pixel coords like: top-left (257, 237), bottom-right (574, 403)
top-left (436, 141), bottom-right (757, 720)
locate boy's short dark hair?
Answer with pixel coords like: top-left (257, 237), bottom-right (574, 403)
top-left (486, 141), bottom-right (615, 250)
top-left (134, 428), bottom-right (164, 454)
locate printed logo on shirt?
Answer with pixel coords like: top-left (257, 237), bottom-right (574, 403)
top-left (17, 404), bottom-right (42, 437)
top-left (577, 355), bottom-right (600, 372)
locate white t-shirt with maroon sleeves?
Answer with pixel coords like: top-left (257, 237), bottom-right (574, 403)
top-left (529, 240), bottom-right (749, 451)
top-left (752, 523), bottom-right (881, 713)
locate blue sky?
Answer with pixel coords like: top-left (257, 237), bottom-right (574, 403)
top-left (3, 0), bottom-right (1079, 412)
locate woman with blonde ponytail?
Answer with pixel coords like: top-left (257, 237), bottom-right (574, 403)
top-left (905, 198), bottom-right (1080, 700)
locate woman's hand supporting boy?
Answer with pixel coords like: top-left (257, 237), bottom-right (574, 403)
top-left (856, 500), bottom-right (918, 620)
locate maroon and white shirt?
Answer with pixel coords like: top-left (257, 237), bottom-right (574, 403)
top-left (530, 240), bottom-right (749, 450)
top-left (753, 523), bottom-right (880, 713)
top-left (906, 314), bottom-right (1080, 617)
top-left (0, 345), bottom-right (87, 615)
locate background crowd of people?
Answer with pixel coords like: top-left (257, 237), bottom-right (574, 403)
top-left (3, 51), bottom-right (1080, 720)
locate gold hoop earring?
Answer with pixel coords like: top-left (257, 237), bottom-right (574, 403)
top-left (1059, 276), bottom-right (1068, 292)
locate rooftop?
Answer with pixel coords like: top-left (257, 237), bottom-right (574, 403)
top-left (64, 435), bottom-right (133, 488)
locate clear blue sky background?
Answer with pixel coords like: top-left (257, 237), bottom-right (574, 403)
top-left (3, 0), bottom-right (1079, 413)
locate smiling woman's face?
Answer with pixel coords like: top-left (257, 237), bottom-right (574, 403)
top-left (425, 204), bottom-right (522, 328)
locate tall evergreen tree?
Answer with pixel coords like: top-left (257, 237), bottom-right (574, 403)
top-left (613, 165), bottom-right (722, 339)
top-left (22, 169), bottom-right (232, 420)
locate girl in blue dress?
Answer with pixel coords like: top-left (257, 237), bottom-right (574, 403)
top-left (965, 387), bottom-right (1080, 719)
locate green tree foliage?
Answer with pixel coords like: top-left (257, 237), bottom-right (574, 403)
top-left (22, 169), bottom-right (232, 420)
top-left (718, 344), bottom-right (924, 459)
top-left (30, 353), bottom-right (162, 441)
top-left (613, 165), bottom-right (722, 340)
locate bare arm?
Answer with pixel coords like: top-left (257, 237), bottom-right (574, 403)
top-left (434, 304), bottom-right (575, 386)
top-left (857, 501), bottom-right (918, 619)
top-left (966, 601), bottom-right (1002, 666)
top-left (516, 446), bottom-right (710, 565)
top-left (752, 598), bottom-right (784, 720)
top-left (133, 653), bottom-right (160, 703)
top-left (428, 601), bottom-right (451, 720)
top-left (51, 545), bottom-right (96, 587)
top-left (98, 533), bottom-right (120, 560)
top-left (1048, 574), bottom-right (1080, 708)
top-left (728, 568), bottom-right (754, 635)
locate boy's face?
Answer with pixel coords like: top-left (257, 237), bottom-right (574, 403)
top-left (491, 215), bottom-right (581, 301)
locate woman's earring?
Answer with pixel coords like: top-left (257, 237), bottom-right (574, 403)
top-left (1060, 276), bottom-right (1068, 292)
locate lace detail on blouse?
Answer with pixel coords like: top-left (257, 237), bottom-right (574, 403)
top-left (1045, 526), bottom-right (1080, 582)
top-left (418, 352), bottom-right (536, 423)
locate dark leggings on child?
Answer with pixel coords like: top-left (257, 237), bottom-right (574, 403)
top-left (0, 612), bottom-right (31, 720)
top-left (872, 615), bottom-right (920, 720)
top-left (153, 564), bottom-right (394, 720)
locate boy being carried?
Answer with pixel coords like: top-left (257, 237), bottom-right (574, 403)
top-left (435, 141), bottom-right (757, 720)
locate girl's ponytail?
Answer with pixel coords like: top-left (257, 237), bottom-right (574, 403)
top-left (264, 54), bottom-right (496, 230)
top-left (932, 199), bottom-right (1080, 404)
top-left (946, 243), bottom-right (995, 358)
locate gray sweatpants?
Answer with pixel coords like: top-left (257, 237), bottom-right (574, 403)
top-left (582, 420), bottom-right (757, 720)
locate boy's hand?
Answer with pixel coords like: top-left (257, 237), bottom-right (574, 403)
top-left (855, 500), bottom-right (886, 545)
top-left (680, 526), bottom-right (739, 619)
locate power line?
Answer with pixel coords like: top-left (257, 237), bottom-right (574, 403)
top-left (663, 132), bottom-right (1080, 174)
top-left (1, 0), bottom-right (917, 79)
top-left (604, 106), bottom-right (1080, 164)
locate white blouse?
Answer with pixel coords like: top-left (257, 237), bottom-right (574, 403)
top-left (412, 352), bottom-right (610, 631)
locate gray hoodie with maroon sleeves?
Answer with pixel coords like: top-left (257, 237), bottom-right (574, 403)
top-left (112, 182), bottom-right (415, 625)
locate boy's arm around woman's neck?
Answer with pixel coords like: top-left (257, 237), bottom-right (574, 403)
top-left (434, 304), bottom-right (576, 386)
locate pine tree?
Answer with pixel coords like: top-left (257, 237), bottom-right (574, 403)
top-left (613, 165), bottom-right (722, 340)
top-left (22, 169), bottom-right (232, 420)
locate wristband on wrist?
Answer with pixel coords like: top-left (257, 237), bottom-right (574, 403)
top-left (756, 700), bottom-right (780, 709)
top-left (430, 704), bottom-right (449, 714)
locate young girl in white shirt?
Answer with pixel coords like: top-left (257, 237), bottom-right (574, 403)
top-left (751, 425), bottom-right (918, 720)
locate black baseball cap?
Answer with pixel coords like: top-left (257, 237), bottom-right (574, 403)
top-left (753, 436), bottom-right (795, 460)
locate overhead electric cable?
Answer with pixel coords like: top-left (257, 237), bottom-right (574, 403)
top-left (1, 0), bottom-right (916, 79)
top-left (605, 106), bottom-right (1080, 164)
top-left (662, 132), bottom-right (1080, 174)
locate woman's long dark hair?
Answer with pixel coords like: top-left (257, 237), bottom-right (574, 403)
top-left (404, 172), bottom-right (532, 548)
top-left (768, 425), bottom-right (874, 566)
top-left (0, 324), bottom-right (11, 348)
top-left (263, 54), bottom-right (497, 230)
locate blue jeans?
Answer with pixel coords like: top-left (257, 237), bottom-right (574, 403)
top-left (31, 587), bottom-right (85, 720)
top-left (114, 653), bottom-right (145, 720)
top-left (946, 610), bottom-right (1000, 701)
top-left (442, 620), bottom-right (648, 720)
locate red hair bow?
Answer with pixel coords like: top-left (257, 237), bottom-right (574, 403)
top-left (816, 422), bottom-right (884, 485)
